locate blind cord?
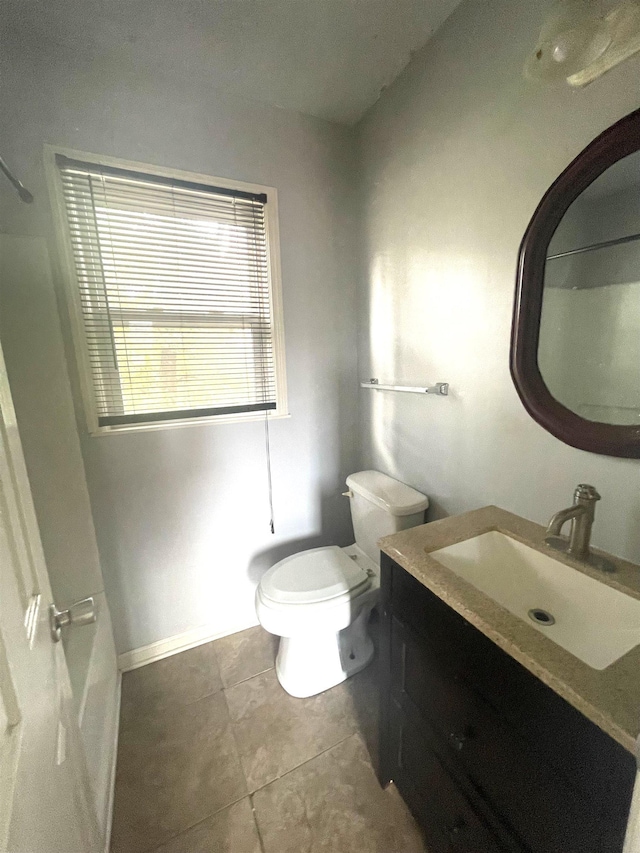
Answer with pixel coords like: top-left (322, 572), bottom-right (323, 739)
top-left (265, 410), bottom-right (275, 534)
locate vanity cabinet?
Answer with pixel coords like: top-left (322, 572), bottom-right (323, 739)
top-left (378, 554), bottom-right (636, 853)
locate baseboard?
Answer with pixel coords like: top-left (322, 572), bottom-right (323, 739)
top-left (117, 618), bottom-right (259, 672)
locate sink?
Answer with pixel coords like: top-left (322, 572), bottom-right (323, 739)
top-left (428, 530), bottom-right (640, 670)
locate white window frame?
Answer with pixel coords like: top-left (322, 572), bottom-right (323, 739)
top-left (45, 146), bottom-right (288, 435)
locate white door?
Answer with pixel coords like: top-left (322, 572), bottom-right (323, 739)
top-left (0, 338), bottom-right (100, 853)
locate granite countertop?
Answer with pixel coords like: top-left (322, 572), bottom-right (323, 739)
top-left (379, 505), bottom-right (640, 755)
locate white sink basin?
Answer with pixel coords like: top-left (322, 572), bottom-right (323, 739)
top-left (429, 531), bottom-right (640, 670)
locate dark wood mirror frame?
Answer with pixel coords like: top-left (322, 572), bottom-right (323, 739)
top-left (511, 108), bottom-right (640, 459)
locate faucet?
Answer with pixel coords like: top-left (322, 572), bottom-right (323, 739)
top-left (545, 484), bottom-right (615, 572)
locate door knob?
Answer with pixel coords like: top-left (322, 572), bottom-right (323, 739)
top-left (49, 597), bottom-right (96, 642)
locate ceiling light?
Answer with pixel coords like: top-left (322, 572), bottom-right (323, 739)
top-left (525, 0), bottom-right (612, 82)
top-left (525, 0), bottom-right (640, 85)
top-left (568, 0), bottom-right (640, 85)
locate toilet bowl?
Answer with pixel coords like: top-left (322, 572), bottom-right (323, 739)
top-left (256, 471), bottom-right (429, 698)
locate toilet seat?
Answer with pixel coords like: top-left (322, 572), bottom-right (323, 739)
top-left (260, 546), bottom-right (371, 606)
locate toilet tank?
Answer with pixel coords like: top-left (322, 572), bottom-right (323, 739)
top-left (345, 470), bottom-right (429, 564)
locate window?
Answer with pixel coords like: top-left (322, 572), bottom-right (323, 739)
top-left (49, 150), bottom-right (287, 433)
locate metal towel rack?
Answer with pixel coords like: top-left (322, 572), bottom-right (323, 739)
top-left (361, 378), bottom-right (449, 396)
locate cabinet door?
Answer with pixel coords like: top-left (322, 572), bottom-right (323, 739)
top-left (383, 560), bottom-right (633, 853)
top-left (392, 613), bottom-right (628, 853)
top-left (388, 706), bottom-right (518, 853)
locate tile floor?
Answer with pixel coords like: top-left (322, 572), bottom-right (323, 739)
top-left (110, 623), bottom-right (428, 852)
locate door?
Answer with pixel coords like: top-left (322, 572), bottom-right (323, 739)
top-left (0, 338), bottom-right (100, 853)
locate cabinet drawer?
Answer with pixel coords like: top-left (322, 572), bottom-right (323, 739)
top-left (391, 559), bottom-right (477, 660)
top-left (391, 615), bottom-right (620, 853)
top-left (389, 709), bottom-right (512, 853)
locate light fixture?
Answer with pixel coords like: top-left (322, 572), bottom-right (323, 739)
top-left (525, 0), bottom-right (640, 85)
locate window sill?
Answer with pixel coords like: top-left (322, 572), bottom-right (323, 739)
top-left (89, 410), bottom-right (291, 437)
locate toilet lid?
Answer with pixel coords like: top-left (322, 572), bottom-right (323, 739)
top-left (260, 546), bottom-right (371, 605)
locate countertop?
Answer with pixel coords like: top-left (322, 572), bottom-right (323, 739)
top-left (379, 505), bottom-right (640, 755)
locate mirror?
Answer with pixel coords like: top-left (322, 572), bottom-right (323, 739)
top-left (511, 108), bottom-right (640, 458)
top-left (539, 149), bottom-right (640, 426)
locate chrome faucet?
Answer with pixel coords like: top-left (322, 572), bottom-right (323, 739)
top-left (545, 484), bottom-right (615, 572)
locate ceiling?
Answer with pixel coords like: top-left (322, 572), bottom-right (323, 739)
top-left (2, 0), bottom-right (461, 125)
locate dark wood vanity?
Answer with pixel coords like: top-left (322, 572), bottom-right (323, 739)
top-left (378, 553), bottom-right (636, 853)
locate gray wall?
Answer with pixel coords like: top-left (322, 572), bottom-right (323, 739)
top-left (5, 0), bottom-right (640, 658)
top-left (357, 0), bottom-right (640, 562)
top-left (0, 49), bottom-right (360, 653)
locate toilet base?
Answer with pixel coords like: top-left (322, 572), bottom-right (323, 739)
top-left (274, 604), bottom-right (375, 698)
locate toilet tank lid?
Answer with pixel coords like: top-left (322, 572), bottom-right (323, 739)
top-left (346, 470), bottom-right (429, 516)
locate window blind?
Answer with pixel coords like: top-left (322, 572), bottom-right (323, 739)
top-left (57, 156), bottom-right (277, 427)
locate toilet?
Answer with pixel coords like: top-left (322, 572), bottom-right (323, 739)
top-left (255, 470), bottom-right (429, 698)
